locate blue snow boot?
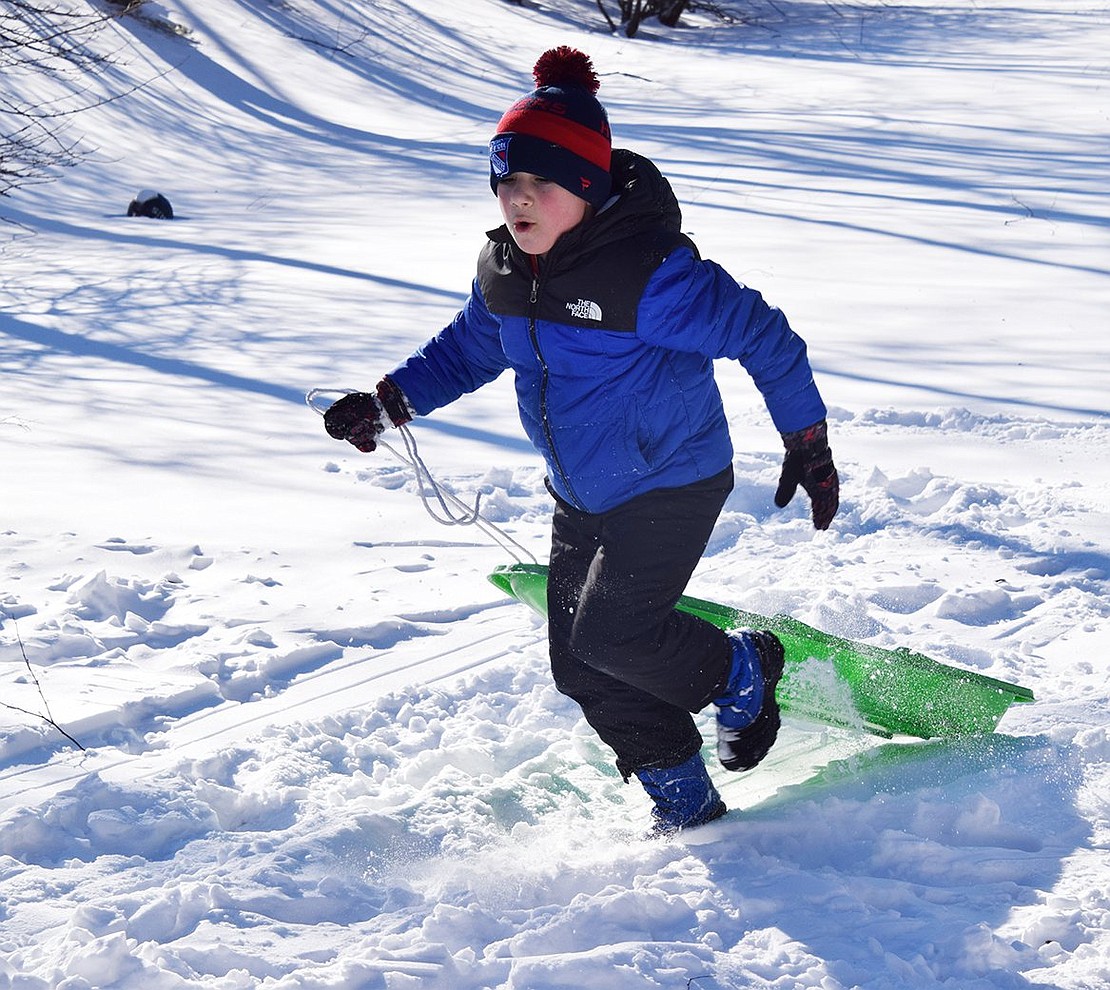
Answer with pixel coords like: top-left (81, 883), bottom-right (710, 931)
top-left (635, 752), bottom-right (727, 837)
top-left (714, 629), bottom-right (786, 772)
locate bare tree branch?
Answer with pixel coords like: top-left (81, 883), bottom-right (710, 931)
top-left (1, 0), bottom-right (133, 196)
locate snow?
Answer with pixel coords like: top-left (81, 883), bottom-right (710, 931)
top-left (1, 0), bottom-right (1108, 986)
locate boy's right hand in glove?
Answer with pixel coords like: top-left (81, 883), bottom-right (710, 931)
top-left (323, 378), bottom-right (412, 453)
top-left (774, 419), bottom-right (839, 530)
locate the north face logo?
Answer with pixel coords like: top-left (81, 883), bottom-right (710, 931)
top-left (567, 298), bottom-right (602, 321)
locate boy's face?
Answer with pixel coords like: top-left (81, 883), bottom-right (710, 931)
top-left (497, 172), bottom-right (590, 257)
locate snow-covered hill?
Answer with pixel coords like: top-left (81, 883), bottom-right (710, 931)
top-left (1, 1), bottom-right (1108, 986)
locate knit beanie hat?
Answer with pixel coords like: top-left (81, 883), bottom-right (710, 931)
top-left (489, 47), bottom-right (612, 209)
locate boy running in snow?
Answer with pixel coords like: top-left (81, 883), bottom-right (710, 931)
top-left (324, 47), bottom-right (839, 835)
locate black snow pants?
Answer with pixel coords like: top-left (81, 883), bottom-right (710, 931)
top-left (547, 466), bottom-right (735, 779)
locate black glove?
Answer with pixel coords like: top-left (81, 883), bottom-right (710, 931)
top-left (774, 420), bottom-right (839, 530)
top-left (323, 378), bottom-right (413, 453)
top-left (324, 392), bottom-right (384, 452)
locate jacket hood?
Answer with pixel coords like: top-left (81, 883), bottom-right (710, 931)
top-left (595, 147), bottom-right (684, 240)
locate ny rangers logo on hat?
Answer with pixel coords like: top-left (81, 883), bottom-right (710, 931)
top-left (490, 135), bottom-right (512, 178)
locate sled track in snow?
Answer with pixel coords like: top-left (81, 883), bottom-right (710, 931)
top-left (0, 608), bottom-right (542, 813)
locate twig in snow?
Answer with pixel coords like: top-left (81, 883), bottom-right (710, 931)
top-left (2, 622), bottom-right (86, 751)
top-left (1005, 194), bottom-right (1038, 225)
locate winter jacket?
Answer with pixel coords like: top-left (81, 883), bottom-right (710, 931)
top-left (387, 149), bottom-right (827, 514)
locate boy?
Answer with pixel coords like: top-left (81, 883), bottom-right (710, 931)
top-left (324, 47), bottom-right (839, 835)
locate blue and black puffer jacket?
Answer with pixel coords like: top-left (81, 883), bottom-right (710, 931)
top-left (388, 149), bottom-right (827, 514)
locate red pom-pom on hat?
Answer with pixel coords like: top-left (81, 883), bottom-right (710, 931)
top-left (533, 47), bottom-right (601, 94)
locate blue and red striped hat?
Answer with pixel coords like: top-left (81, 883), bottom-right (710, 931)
top-left (489, 47), bottom-right (613, 209)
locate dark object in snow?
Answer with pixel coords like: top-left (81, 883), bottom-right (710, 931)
top-left (127, 190), bottom-right (174, 219)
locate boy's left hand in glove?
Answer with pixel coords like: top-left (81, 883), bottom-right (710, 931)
top-left (774, 420), bottom-right (839, 530)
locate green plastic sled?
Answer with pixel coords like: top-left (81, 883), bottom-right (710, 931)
top-left (488, 563), bottom-right (1034, 740)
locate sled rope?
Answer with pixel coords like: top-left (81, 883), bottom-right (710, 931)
top-left (307, 389), bottom-right (536, 564)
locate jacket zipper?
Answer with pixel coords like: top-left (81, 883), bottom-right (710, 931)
top-left (527, 260), bottom-right (584, 510)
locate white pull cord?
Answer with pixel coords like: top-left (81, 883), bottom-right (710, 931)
top-left (306, 389), bottom-right (536, 564)
top-left (388, 421), bottom-right (481, 527)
